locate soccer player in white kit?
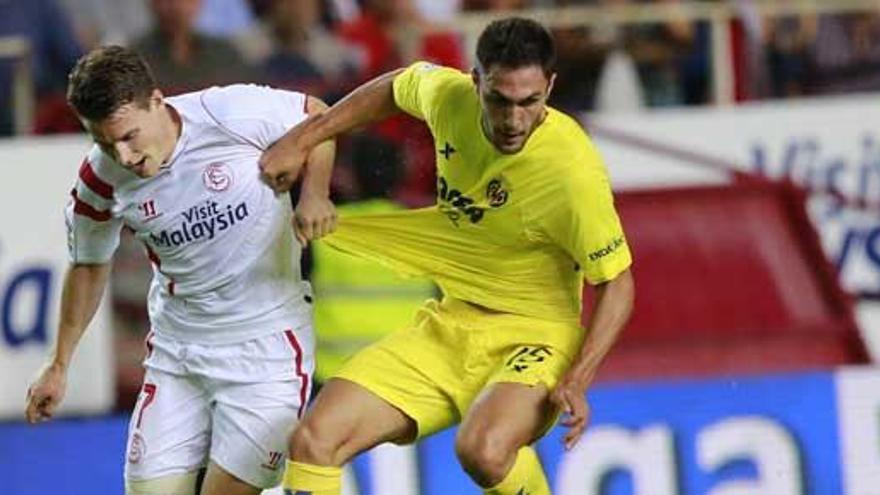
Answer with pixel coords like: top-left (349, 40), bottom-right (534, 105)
top-left (24, 46), bottom-right (336, 495)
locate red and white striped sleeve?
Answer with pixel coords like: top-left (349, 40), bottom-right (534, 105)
top-left (65, 150), bottom-right (123, 264)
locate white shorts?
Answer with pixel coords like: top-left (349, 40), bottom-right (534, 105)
top-left (124, 325), bottom-right (314, 489)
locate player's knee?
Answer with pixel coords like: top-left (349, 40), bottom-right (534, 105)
top-left (289, 417), bottom-right (345, 465)
top-left (454, 429), bottom-right (515, 486)
top-left (125, 472), bottom-right (198, 495)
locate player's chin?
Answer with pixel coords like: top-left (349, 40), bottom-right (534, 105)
top-left (496, 141), bottom-right (525, 154)
top-left (136, 165), bottom-right (160, 178)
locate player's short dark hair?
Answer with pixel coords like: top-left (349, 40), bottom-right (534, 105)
top-left (67, 45), bottom-right (158, 122)
top-left (476, 17), bottom-right (556, 76)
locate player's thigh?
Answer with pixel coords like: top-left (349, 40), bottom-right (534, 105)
top-left (200, 461), bottom-right (262, 495)
top-left (126, 471), bottom-right (200, 495)
top-left (210, 378), bottom-right (306, 489)
top-left (457, 381), bottom-right (557, 456)
top-left (125, 368), bottom-right (211, 483)
top-left (294, 378), bottom-right (417, 462)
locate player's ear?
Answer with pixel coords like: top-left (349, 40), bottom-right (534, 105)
top-left (471, 68), bottom-right (481, 95)
top-left (546, 72), bottom-right (557, 99)
top-left (150, 88), bottom-right (164, 109)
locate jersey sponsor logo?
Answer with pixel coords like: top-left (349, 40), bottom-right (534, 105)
top-left (588, 236), bottom-right (626, 262)
top-left (149, 199), bottom-right (250, 248)
top-left (438, 176), bottom-right (484, 225)
top-left (261, 451), bottom-right (284, 471)
top-left (203, 162), bottom-right (232, 192)
top-left (437, 176), bottom-right (510, 226)
top-left (506, 346), bottom-right (552, 373)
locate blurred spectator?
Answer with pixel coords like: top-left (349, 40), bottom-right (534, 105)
top-left (132, 0), bottom-right (253, 93)
top-left (260, 0), bottom-right (359, 101)
top-left (59, 0), bottom-right (150, 47)
top-left (0, 0), bottom-right (83, 135)
top-left (805, 11), bottom-right (880, 95)
top-left (195, 0), bottom-right (257, 36)
top-left (462, 0), bottom-right (529, 10)
top-left (550, 0), bottom-right (704, 112)
top-left (338, 0), bottom-right (464, 82)
top-left (338, 0), bottom-right (465, 200)
top-left (622, 0), bottom-right (700, 106)
top-left (763, 10), bottom-right (816, 97)
top-left (413, 0), bottom-right (462, 22)
top-left (548, 23), bottom-right (606, 113)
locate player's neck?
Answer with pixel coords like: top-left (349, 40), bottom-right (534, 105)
top-left (160, 103), bottom-right (182, 165)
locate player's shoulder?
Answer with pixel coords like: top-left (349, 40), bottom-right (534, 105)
top-left (546, 108), bottom-right (591, 147)
top-left (529, 109), bottom-right (591, 164)
top-left (403, 62), bottom-right (472, 98)
top-left (78, 145), bottom-right (134, 189)
top-left (71, 145), bottom-right (134, 208)
top-left (193, 84), bottom-right (307, 124)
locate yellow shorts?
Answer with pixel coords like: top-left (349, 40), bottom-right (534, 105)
top-left (334, 297), bottom-right (584, 440)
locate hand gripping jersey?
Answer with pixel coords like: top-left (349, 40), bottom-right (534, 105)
top-left (67, 84), bottom-right (312, 344)
top-left (323, 62), bottom-right (632, 334)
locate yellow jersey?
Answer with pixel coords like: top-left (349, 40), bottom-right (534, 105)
top-left (324, 61), bottom-right (631, 327)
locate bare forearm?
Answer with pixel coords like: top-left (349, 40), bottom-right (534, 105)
top-left (300, 96), bottom-right (336, 198)
top-left (569, 269), bottom-right (634, 386)
top-left (52, 263), bottom-right (110, 370)
top-left (301, 140), bottom-right (335, 198)
top-left (292, 69), bottom-right (403, 151)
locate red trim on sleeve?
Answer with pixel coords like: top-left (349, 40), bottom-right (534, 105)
top-left (71, 189), bottom-right (112, 221)
top-left (79, 159), bottom-right (114, 200)
top-left (284, 329), bottom-right (310, 418)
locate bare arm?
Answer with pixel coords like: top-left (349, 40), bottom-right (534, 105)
top-left (294, 95), bottom-right (338, 244)
top-left (259, 69), bottom-right (405, 192)
top-left (25, 262), bottom-right (110, 423)
top-left (550, 267), bottom-right (635, 449)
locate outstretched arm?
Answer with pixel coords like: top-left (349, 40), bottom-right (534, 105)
top-left (260, 69), bottom-right (405, 192)
top-left (25, 262), bottom-right (110, 423)
top-left (549, 268), bottom-right (634, 450)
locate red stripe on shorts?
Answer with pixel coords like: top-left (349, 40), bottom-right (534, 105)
top-left (284, 329), bottom-right (309, 418)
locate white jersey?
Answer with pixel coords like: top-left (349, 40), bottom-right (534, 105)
top-left (67, 84), bottom-right (312, 344)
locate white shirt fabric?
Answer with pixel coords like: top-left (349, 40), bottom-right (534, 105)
top-left (67, 84), bottom-right (312, 345)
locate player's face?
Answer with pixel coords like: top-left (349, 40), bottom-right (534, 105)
top-left (474, 64), bottom-right (555, 154)
top-left (84, 91), bottom-right (175, 178)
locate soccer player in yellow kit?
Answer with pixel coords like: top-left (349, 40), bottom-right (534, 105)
top-left (261, 17), bottom-right (634, 495)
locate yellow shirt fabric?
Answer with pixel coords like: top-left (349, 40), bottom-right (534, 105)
top-left (324, 61), bottom-right (631, 328)
top-left (312, 199), bottom-right (436, 381)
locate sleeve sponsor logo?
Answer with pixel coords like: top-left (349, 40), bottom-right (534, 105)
top-left (588, 236), bottom-right (625, 262)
